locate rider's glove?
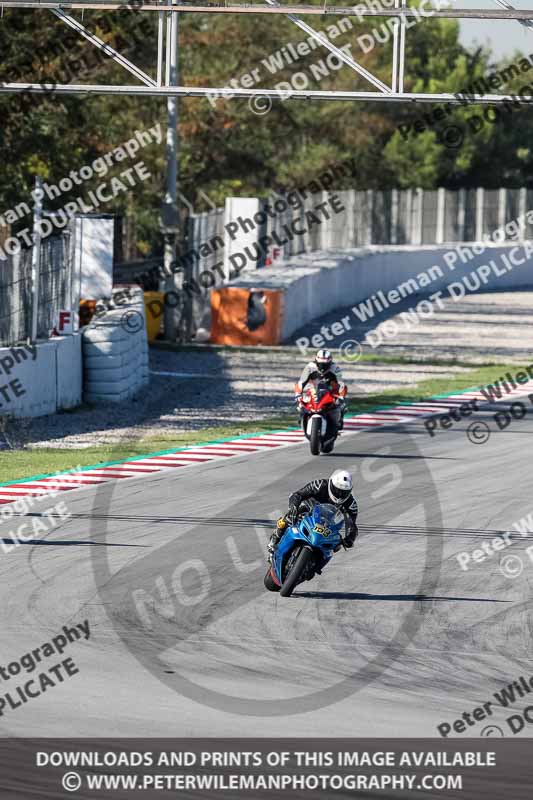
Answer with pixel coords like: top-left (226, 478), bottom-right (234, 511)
top-left (294, 393), bottom-right (303, 406)
top-left (285, 506), bottom-right (298, 526)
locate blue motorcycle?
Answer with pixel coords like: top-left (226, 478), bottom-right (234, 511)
top-left (264, 502), bottom-right (346, 597)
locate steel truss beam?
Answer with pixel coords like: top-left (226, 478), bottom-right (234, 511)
top-left (2, 2), bottom-right (533, 17)
top-left (264, 0), bottom-right (390, 92)
top-left (51, 8), bottom-right (157, 85)
top-left (494, 0), bottom-right (533, 31)
top-left (2, 84), bottom-right (533, 103)
top-left (2, 1), bottom-right (533, 101)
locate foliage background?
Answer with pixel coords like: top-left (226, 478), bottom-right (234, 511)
top-left (1, 4), bottom-right (533, 256)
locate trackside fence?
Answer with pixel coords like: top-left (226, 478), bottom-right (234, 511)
top-left (0, 232), bottom-right (75, 347)
top-left (176, 186), bottom-right (533, 336)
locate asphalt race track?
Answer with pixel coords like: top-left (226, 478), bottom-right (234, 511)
top-left (1, 398), bottom-right (532, 739)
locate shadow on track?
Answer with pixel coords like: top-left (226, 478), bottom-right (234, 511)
top-left (293, 591), bottom-right (510, 602)
top-left (0, 538), bottom-right (148, 547)
top-left (326, 453), bottom-right (459, 460)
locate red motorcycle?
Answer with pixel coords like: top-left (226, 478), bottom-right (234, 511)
top-left (298, 380), bottom-right (343, 455)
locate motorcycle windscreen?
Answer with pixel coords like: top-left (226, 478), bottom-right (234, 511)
top-left (311, 504), bottom-right (345, 540)
top-left (314, 503), bottom-right (345, 533)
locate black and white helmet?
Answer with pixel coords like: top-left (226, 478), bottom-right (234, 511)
top-left (328, 469), bottom-right (353, 504)
top-left (315, 349), bottom-right (332, 374)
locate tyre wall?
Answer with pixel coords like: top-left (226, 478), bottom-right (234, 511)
top-left (82, 288), bottom-right (149, 403)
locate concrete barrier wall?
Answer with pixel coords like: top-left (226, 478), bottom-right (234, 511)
top-left (56, 334), bottom-right (83, 410)
top-left (0, 334), bottom-right (82, 418)
top-left (223, 243), bottom-right (533, 341)
top-left (0, 286), bottom-right (148, 417)
top-left (83, 288), bottom-right (149, 403)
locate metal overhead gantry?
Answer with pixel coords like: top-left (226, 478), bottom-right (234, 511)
top-left (1, 1), bottom-right (533, 103)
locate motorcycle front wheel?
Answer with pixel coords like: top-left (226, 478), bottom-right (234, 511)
top-left (309, 416), bottom-right (321, 456)
top-left (280, 547), bottom-right (314, 597)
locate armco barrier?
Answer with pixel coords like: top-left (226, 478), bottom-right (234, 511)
top-left (210, 243), bottom-right (533, 343)
top-left (82, 289), bottom-right (149, 403)
top-left (0, 334), bottom-right (82, 418)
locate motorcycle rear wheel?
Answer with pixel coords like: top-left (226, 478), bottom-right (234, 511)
top-left (309, 417), bottom-right (321, 456)
top-left (280, 547), bottom-right (314, 597)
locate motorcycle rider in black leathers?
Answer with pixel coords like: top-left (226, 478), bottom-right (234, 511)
top-left (268, 469), bottom-right (359, 561)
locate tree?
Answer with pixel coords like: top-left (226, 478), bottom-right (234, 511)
top-left (1, 3), bottom-right (533, 256)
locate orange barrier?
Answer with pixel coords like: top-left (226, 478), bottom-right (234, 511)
top-left (143, 290), bottom-right (164, 342)
top-left (210, 287), bottom-right (284, 345)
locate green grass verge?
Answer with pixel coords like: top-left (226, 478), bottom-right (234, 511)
top-left (0, 362), bottom-right (521, 485)
top-left (0, 416), bottom-right (296, 485)
top-left (345, 363), bottom-right (517, 415)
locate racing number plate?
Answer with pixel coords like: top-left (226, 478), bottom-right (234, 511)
top-left (314, 524), bottom-right (330, 537)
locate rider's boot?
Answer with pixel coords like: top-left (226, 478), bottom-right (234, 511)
top-left (268, 518), bottom-right (287, 562)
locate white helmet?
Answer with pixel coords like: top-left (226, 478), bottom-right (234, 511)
top-left (315, 349), bottom-right (332, 374)
top-left (328, 469), bottom-right (353, 504)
